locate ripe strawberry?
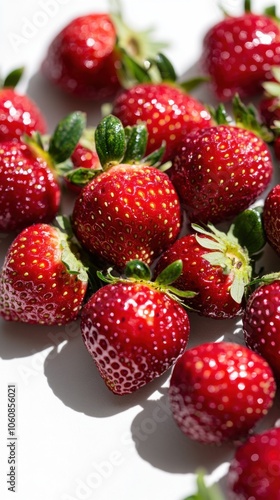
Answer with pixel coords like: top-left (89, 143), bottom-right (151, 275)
top-left (169, 341), bottom-right (276, 445)
top-left (0, 218), bottom-right (88, 325)
top-left (274, 134), bottom-right (280, 159)
top-left (111, 54), bottom-right (212, 162)
top-left (41, 8), bottom-right (166, 101)
top-left (263, 184), bottom-right (280, 255)
top-left (243, 275), bottom-right (280, 381)
top-left (0, 111), bottom-right (85, 233)
top-left (0, 67), bottom-right (46, 142)
top-left (65, 143), bottom-right (101, 194)
top-left (71, 115), bottom-right (182, 270)
top-left (201, 2), bottom-right (280, 101)
top-left (80, 259), bottom-right (193, 395)
top-left (154, 223), bottom-right (252, 319)
top-left (227, 427), bottom-right (280, 499)
top-left (169, 97), bottom-right (273, 224)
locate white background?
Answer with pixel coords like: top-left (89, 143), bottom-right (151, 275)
top-left (1, 1), bottom-right (280, 499)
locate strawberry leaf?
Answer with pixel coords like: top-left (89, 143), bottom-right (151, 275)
top-left (95, 114), bottom-right (126, 168)
top-left (3, 67), bottom-right (24, 88)
top-left (230, 275), bottom-right (245, 304)
top-left (150, 52), bottom-right (177, 83)
top-left (124, 260), bottom-right (152, 280)
top-left (123, 124), bottom-right (148, 163)
top-left (48, 111), bottom-right (86, 164)
top-left (155, 260), bottom-right (183, 285)
top-left (183, 471), bottom-right (225, 500)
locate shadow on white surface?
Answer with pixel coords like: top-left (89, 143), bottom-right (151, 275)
top-left (44, 333), bottom-right (171, 417)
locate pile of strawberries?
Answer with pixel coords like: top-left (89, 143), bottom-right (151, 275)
top-left (2, 1), bottom-right (280, 497)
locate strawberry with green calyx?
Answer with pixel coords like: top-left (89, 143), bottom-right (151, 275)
top-left (41, 0), bottom-right (167, 101)
top-left (80, 259), bottom-right (194, 395)
top-left (111, 52), bottom-right (213, 162)
top-left (169, 341), bottom-right (276, 445)
top-left (0, 216), bottom-right (88, 325)
top-left (0, 67), bottom-right (47, 142)
top-left (201, 0), bottom-right (280, 101)
top-left (243, 271), bottom-right (280, 381)
top-left (0, 111), bottom-right (86, 233)
top-left (154, 222), bottom-right (252, 319)
top-left (72, 114), bottom-right (182, 270)
top-left (169, 96), bottom-right (273, 225)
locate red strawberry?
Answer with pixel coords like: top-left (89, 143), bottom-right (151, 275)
top-left (41, 9), bottom-right (166, 101)
top-left (0, 140), bottom-right (60, 232)
top-left (227, 427), bottom-right (280, 499)
top-left (0, 68), bottom-right (46, 142)
top-left (169, 341), bottom-right (276, 445)
top-left (80, 259), bottom-right (192, 395)
top-left (154, 223), bottom-right (252, 319)
top-left (65, 143), bottom-right (101, 194)
top-left (71, 115), bottom-right (182, 269)
top-left (0, 218), bottom-right (88, 325)
top-left (169, 98), bottom-right (273, 224)
top-left (243, 275), bottom-right (280, 381)
top-left (274, 134), bottom-right (280, 159)
top-left (112, 54), bottom-right (212, 163)
top-left (263, 184), bottom-right (280, 255)
top-left (201, 2), bottom-right (280, 101)
top-left (0, 111), bottom-right (85, 233)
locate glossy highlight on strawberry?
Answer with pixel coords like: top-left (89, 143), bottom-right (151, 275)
top-left (227, 427), bottom-right (280, 499)
top-left (0, 222), bottom-right (88, 325)
top-left (201, 7), bottom-right (280, 101)
top-left (112, 82), bottom-right (212, 162)
top-left (169, 123), bottom-right (273, 224)
top-left (169, 341), bottom-right (276, 444)
top-left (81, 260), bottom-right (191, 395)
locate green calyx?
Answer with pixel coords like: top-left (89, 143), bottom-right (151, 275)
top-left (183, 470), bottom-right (225, 500)
top-left (97, 259), bottom-right (196, 306)
top-left (95, 114), bottom-right (166, 170)
top-left (0, 67), bottom-right (24, 89)
top-left (54, 216), bottom-right (88, 283)
top-left (232, 207), bottom-right (266, 257)
top-left (109, 0), bottom-right (168, 64)
top-left (208, 94), bottom-right (274, 142)
top-left (192, 223), bottom-right (252, 304)
top-left (24, 111), bottom-right (86, 175)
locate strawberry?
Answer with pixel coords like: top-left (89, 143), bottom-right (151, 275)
top-left (80, 259), bottom-right (193, 395)
top-left (0, 217), bottom-right (88, 325)
top-left (41, 5), bottom-right (167, 101)
top-left (169, 97), bottom-right (273, 225)
top-left (263, 184), bottom-right (280, 256)
top-left (243, 274), bottom-right (280, 381)
top-left (227, 427), bottom-right (280, 499)
top-left (63, 129), bottom-right (102, 194)
top-left (201, 1), bottom-right (280, 101)
top-left (0, 67), bottom-right (46, 142)
top-left (0, 111), bottom-right (85, 233)
top-left (169, 341), bottom-right (276, 445)
top-left (111, 53), bottom-right (212, 162)
top-left (71, 115), bottom-right (182, 270)
top-left (154, 222), bottom-right (252, 319)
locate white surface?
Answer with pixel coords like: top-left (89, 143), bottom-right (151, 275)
top-left (1, 1), bottom-right (280, 499)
